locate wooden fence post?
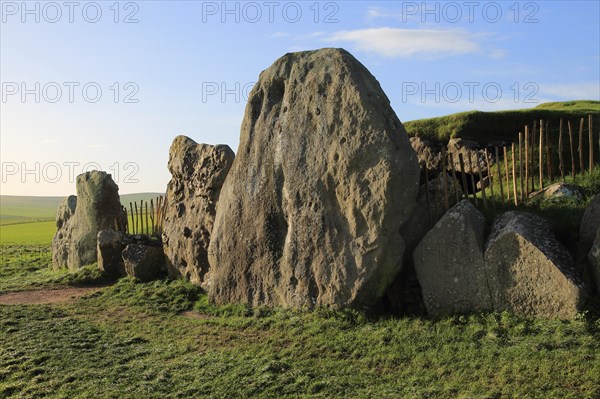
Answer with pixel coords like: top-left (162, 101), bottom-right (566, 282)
top-left (525, 125), bottom-right (529, 195)
top-left (150, 199), bottom-right (155, 235)
top-left (531, 120), bottom-right (537, 190)
top-left (546, 121), bottom-right (553, 181)
top-left (504, 146), bottom-right (510, 201)
top-left (448, 154), bottom-right (460, 203)
top-left (466, 153), bottom-right (479, 206)
top-left (484, 149), bottom-right (495, 209)
top-left (458, 154), bottom-right (470, 204)
top-left (579, 117), bottom-right (585, 172)
top-left (512, 143), bottom-right (518, 206)
top-left (134, 202), bottom-right (139, 235)
top-left (129, 203), bottom-right (134, 235)
top-left (139, 200), bottom-right (144, 236)
top-left (477, 154), bottom-right (488, 210)
top-left (539, 120), bottom-right (544, 189)
top-left (590, 114), bottom-right (594, 172)
top-left (441, 148), bottom-right (449, 210)
top-left (495, 147), bottom-right (505, 207)
top-left (559, 118), bottom-right (564, 179)
top-left (145, 202), bottom-right (149, 236)
top-left (568, 120), bottom-right (575, 178)
top-left (519, 132), bottom-right (524, 202)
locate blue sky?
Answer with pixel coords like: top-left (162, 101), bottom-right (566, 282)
top-left (1, 0), bottom-right (599, 195)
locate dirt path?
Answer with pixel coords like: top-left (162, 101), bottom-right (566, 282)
top-left (0, 287), bottom-right (103, 305)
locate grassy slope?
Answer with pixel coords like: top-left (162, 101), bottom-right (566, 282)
top-left (0, 193), bottom-right (162, 225)
top-left (403, 100), bottom-right (600, 143)
top-left (0, 270), bottom-right (599, 399)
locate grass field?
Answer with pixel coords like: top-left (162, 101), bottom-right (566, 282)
top-left (1, 110), bottom-right (600, 397)
top-left (0, 193), bottom-right (162, 226)
top-left (403, 100), bottom-right (600, 143)
top-left (0, 260), bottom-right (599, 399)
top-left (0, 221), bottom-right (56, 245)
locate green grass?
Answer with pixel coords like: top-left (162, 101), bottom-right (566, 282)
top-left (0, 274), bottom-right (599, 398)
top-left (404, 100), bottom-right (600, 143)
top-left (0, 221), bottom-right (56, 245)
top-left (0, 193), bottom-right (163, 226)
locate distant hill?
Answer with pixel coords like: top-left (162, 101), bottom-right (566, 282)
top-left (403, 100), bottom-right (600, 143)
top-left (0, 193), bottom-right (163, 225)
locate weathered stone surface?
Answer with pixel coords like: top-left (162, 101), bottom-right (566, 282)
top-left (208, 48), bottom-right (420, 309)
top-left (97, 229), bottom-right (125, 277)
top-left (413, 200), bottom-right (492, 316)
top-left (162, 135), bottom-right (234, 287)
top-left (386, 174), bottom-right (464, 314)
top-left (123, 244), bottom-right (165, 282)
top-left (530, 182), bottom-right (584, 202)
top-left (52, 195), bottom-right (77, 269)
top-left (447, 138), bottom-right (490, 174)
top-left (484, 212), bottom-right (585, 319)
top-left (410, 137), bottom-right (443, 172)
top-left (589, 230), bottom-right (600, 291)
top-left (580, 194), bottom-right (600, 247)
top-left (52, 171), bottom-right (126, 271)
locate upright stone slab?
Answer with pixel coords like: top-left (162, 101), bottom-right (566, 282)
top-left (97, 229), bottom-right (125, 277)
top-left (52, 171), bottom-right (126, 271)
top-left (413, 200), bottom-right (492, 316)
top-left (387, 173), bottom-right (463, 314)
top-left (589, 230), bottom-right (600, 292)
top-left (580, 194), bottom-right (600, 247)
top-left (162, 135), bottom-right (234, 287)
top-left (52, 195), bottom-right (77, 269)
top-left (208, 48), bottom-right (420, 309)
top-left (485, 212), bottom-right (585, 319)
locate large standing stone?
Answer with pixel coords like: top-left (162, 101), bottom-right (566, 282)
top-left (97, 229), bottom-right (125, 277)
top-left (410, 137), bottom-right (443, 172)
top-left (447, 138), bottom-right (490, 174)
top-left (52, 171), bottom-right (126, 271)
top-left (387, 173), bottom-right (463, 314)
top-left (162, 135), bottom-right (234, 287)
top-left (52, 195), bottom-right (77, 268)
top-left (484, 212), bottom-right (585, 319)
top-left (208, 48), bottom-right (420, 309)
top-left (589, 230), bottom-right (600, 292)
top-left (580, 194), bottom-right (600, 247)
top-left (413, 200), bottom-right (492, 316)
top-left (122, 244), bottom-right (165, 282)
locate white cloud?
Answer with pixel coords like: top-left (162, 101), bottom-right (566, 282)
top-left (366, 7), bottom-right (404, 21)
top-left (322, 27), bottom-right (481, 58)
top-left (539, 83), bottom-right (600, 100)
top-left (266, 32), bottom-right (290, 39)
top-left (87, 144), bottom-right (109, 149)
top-left (490, 49), bottom-right (508, 59)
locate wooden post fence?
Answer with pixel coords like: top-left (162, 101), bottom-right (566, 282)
top-left (495, 147), bottom-right (505, 207)
top-left (579, 117), bottom-right (585, 172)
top-left (477, 155), bottom-right (487, 210)
top-left (525, 125), bottom-right (530, 195)
top-left (504, 146), bottom-right (510, 201)
top-left (590, 114), bottom-right (594, 173)
top-left (559, 118), bottom-right (564, 179)
top-left (539, 120), bottom-right (544, 189)
top-left (568, 120), bottom-right (575, 178)
top-left (466, 154), bottom-right (478, 206)
top-left (448, 154), bottom-right (460, 203)
top-left (519, 132), bottom-right (524, 202)
top-left (458, 154), bottom-right (469, 204)
top-left (512, 143), bottom-right (518, 206)
top-left (485, 149), bottom-right (495, 209)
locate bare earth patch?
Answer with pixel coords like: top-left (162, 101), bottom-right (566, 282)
top-left (0, 287), bottom-right (103, 305)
